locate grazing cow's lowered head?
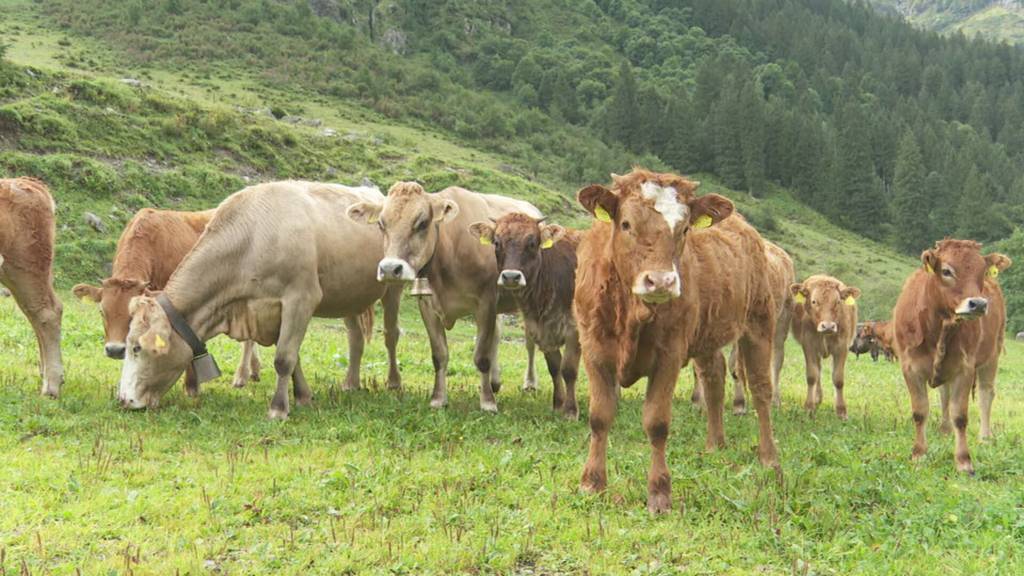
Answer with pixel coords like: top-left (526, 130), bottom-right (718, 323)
top-left (469, 213), bottom-right (566, 290)
top-left (850, 322), bottom-right (877, 355)
top-left (115, 295), bottom-right (192, 409)
top-left (577, 169), bottom-right (734, 304)
top-left (73, 278), bottom-right (149, 359)
top-left (346, 181), bottom-right (458, 283)
top-left (920, 239), bottom-right (1011, 320)
top-left (791, 276), bottom-right (860, 334)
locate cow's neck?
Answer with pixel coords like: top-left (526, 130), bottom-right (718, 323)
top-left (162, 235), bottom-right (243, 342)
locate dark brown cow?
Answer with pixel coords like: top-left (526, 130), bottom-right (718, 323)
top-left (851, 321), bottom-right (895, 362)
top-left (790, 274), bottom-right (860, 419)
top-left (0, 177), bottom-right (64, 397)
top-left (73, 208), bottom-right (261, 395)
top-left (574, 169), bottom-right (779, 513)
top-left (892, 239), bottom-right (1010, 474)
top-left (470, 213), bottom-right (582, 419)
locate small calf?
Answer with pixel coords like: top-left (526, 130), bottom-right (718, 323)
top-left (471, 214), bottom-right (582, 419)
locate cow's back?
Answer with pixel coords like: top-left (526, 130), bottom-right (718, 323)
top-left (765, 241), bottom-right (796, 313)
top-left (0, 178), bottom-right (56, 277)
top-left (112, 208), bottom-right (217, 287)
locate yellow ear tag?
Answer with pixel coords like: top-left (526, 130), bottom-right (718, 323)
top-left (988, 265), bottom-right (999, 279)
top-left (594, 205), bottom-right (612, 223)
top-left (925, 263), bottom-right (933, 274)
top-left (155, 334), bottom-right (167, 349)
top-left (79, 294), bottom-right (95, 303)
top-left (794, 293), bottom-right (806, 304)
top-left (367, 215), bottom-right (378, 224)
top-left (479, 236), bottom-right (492, 246)
top-left (541, 238), bottom-right (554, 249)
top-left (844, 295), bottom-right (856, 306)
top-left (692, 214), bottom-right (713, 229)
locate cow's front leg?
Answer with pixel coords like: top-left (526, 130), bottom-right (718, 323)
top-left (802, 346), bottom-right (821, 414)
top-left (522, 334), bottom-right (538, 392)
top-left (694, 351), bottom-right (727, 450)
top-left (644, 355), bottom-right (683, 514)
top-left (232, 341), bottom-right (258, 388)
top-left (419, 297), bottom-right (449, 409)
top-left (560, 336), bottom-right (581, 420)
top-left (268, 298), bottom-right (316, 420)
top-left (473, 294), bottom-right (500, 413)
top-left (383, 286), bottom-right (403, 390)
top-left (831, 350), bottom-right (849, 420)
top-left (580, 361), bottom-right (617, 494)
top-left (903, 365), bottom-right (930, 461)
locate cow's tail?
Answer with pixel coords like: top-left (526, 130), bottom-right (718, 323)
top-left (358, 306), bottom-right (375, 343)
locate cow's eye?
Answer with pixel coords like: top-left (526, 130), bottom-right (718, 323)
top-left (132, 344), bottom-right (142, 354)
top-left (621, 220), bottom-right (631, 232)
top-left (942, 267), bottom-right (954, 278)
top-left (415, 218), bottom-right (429, 232)
top-left (811, 299), bottom-right (818, 306)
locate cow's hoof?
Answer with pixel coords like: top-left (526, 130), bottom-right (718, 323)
top-left (957, 461), bottom-right (975, 476)
top-left (647, 492), bottom-right (672, 514)
top-left (232, 376), bottom-right (248, 389)
top-left (979, 430), bottom-right (993, 442)
top-left (563, 407), bottom-right (579, 421)
top-left (267, 408), bottom-right (289, 421)
top-left (580, 476), bottom-right (606, 494)
top-left (185, 387), bottom-right (200, 398)
top-left (911, 448), bottom-right (927, 462)
top-left (836, 409), bottom-right (848, 421)
top-left (480, 400), bottom-right (498, 413)
top-left (40, 386), bottom-right (59, 399)
top-left (250, 371), bottom-right (261, 383)
top-left (429, 397), bottom-right (447, 409)
top-left (758, 448), bottom-right (780, 469)
top-left (939, 420), bottom-right (953, 435)
top-left (522, 380), bottom-right (538, 392)
top-left (295, 396), bottom-right (313, 408)
top-left (387, 378), bottom-right (402, 391)
top-left (733, 403), bottom-right (748, 416)
top-left (490, 380), bottom-right (502, 394)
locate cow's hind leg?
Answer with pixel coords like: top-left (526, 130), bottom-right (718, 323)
top-left (419, 297), bottom-right (450, 409)
top-left (560, 336), bottom-right (581, 420)
top-left (488, 320), bottom-right (502, 394)
top-left (694, 351), bottom-right (727, 450)
top-left (644, 354), bottom-right (683, 513)
top-left (8, 274), bottom-right (64, 398)
top-left (729, 345), bottom-right (748, 416)
top-left (690, 366), bottom-right (704, 409)
top-left (542, 347), bottom-right (565, 412)
top-left (342, 314), bottom-right (365, 391)
top-left (771, 307), bottom-right (790, 406)
top-left (292, 355), bottom-right (311, 407)
top-left (232, 341), bottom-right (259, 388)
top-left (383, 286), bottom-right (402, 390)
top-left (978, 361), bottom-right (997, 440)
top-left (268, 297), bottom-right (317, 420)
top-left (738, 332), bottom-right (780, 468)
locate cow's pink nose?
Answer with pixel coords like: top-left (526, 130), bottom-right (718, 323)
top-left (818, 322), bottom-right (838, 334)
top-left (643, 272), bottom-right (677, 292)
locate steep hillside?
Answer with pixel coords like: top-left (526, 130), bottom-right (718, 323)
top-left (870, 1), bottom-right (1024, 43)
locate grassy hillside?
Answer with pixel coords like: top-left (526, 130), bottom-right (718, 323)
top-left (870, 0), bottom-right (1024, 43)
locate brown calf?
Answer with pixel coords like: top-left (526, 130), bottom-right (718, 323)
top-left (574, 169), bottom-right (779, 513)
top-left (0, 177), bottom-right (64, 397)
top-left (790, 274), bottom-right (860, 419)
top-left (892, 239), bottom-right (1010, 474)
top-left (73, 208), bottom-right (261, 395)
top-left (851, 321), bottom-right (895, 362)
top-left (470, 213), bottom-right (582, 419)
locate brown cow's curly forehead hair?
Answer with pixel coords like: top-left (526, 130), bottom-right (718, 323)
top-left (609, 168), bottom-right (700, 199)
top-left (934, 238), bottom-right (983, 253)
top-left (386, 181), bottom-right (426, 198)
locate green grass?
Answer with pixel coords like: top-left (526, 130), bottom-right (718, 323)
top-left (3, 294), bottom-right (1024, 574)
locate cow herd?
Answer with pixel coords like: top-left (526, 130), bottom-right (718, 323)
top-left (0, 170), bottom-right (1011, 512)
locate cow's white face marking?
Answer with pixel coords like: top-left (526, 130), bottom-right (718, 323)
top-left (640, 182), bottom-right (688, 231)
top-left (118, 353), bottom-right (146, 409)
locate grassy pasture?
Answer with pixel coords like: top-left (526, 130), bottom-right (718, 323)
top-left (2, 294), bottom-right (1024, 575)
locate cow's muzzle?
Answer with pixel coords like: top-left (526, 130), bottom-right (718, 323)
top-left (955, 297), bottom-right (988, 318)
top-left (817, 322), bottom-right (838, 334)
top-left (117, 393), bottom-right (148, 410)
top-left (498, 269), bottom-right (526, 290)
top-left (377, 258), bottom-right (416, 283)
top-left (633, 271), bottom-right (681, 304)
top-left (105, 342), bottom-right (126, 360)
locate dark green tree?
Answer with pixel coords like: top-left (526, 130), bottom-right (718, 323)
top-left (605, 60), bottom-right (639, 151)
top-left (891, 131), bottom-right (931, 253)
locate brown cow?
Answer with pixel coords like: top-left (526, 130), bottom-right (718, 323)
top-left (0, 177), bottom-right (64, 397)
top-left (347, 183), bottom-right (541, 412)
top-left (790, 274), bottom-right (860, 419)
top-left (469, 213), bottom-right (582, 419)
top-left (692, 239), bottom-right (795, 414)
top-left (574, 169), bottom-right (779, 513)
top-left (73, 208), bottom-right (261, 395)
top-left (892, 239), bottom-right (1010, 474)
top-left (850, 321), bottom-right (895, 362)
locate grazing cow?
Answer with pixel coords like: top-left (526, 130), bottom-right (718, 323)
top-left (347, 183), bottom-right (541, 412)
top-left (892, 239), bottom-right (1010, 474)
top-left (469, 213), bottom-right (582, 419)
top-left (692, 239), bottom-right (795, 414)
top-left (790, 274), bottom-right (860, 419)
top-left (114, 181), bottom-right (403, 419)
top-left (850, 321), bottom-right (895, 362)
top-left (73, 208), bottom-right (262, 395)
top-left (0, 177), bottom-right (64, 397)
top-left (574, 169), bottom-right (779, 513)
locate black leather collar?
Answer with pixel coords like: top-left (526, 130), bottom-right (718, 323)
top-left (156, 293), bottom-right (207, 359)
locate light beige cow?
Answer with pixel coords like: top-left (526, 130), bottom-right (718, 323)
top-left (0, 177), bottom-right (64, 397)
top-left (347, 183), bottom-right (541, 412)
top-left (115, 181), bottom-right (402, 419)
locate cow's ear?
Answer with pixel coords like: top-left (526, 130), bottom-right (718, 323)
top-left (577, 184), bottom-right (618, 222)
top-left (986, 253), bottom-right (1012, 274)
top-left (790, 283), bottom-right (808, 304)
top-left (841, 286), bottom-right (861, 302)
top-left (539, 223), bottom-right (566, 248)
top-left (468, 221), bottom-right (496, 246)
top-left (73, 283), bottom-right (102, 304)
top-left (921, 249), bottom-right (939, 275)
top-left (138, 320), bottom-right (172, 356)
top-left (347, 201), bottom-right (383, 225)
top-left (430, 197), bottom-right (459, 223)
top-left (687, 193), bottom-right (734, 229)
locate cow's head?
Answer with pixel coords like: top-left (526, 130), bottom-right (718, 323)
top-left (791, 276), bottom-right (860, 334)
top-left (346, 181), bottom-right (458, 283)
top-left (850, 322), bottom-right (877, 354)
top-left (469, 213), bottom-right (566, 291)
top-left (115, 295), bottom-right (191, 409)
top-left (920, 240), bottom-right (1011, 320)
top-left (577, 169), bottom-right (733, 304)
top-left (73, 278), bottom-right (149, 359)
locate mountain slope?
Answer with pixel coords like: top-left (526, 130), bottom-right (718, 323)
top-left (870, 0), bottom-right (1024, 42)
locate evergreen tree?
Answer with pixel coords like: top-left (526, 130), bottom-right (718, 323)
top-left (832, 100), bottom-right (888, 238)
top-left (606, 61), bottom-right (639, 151)
top-left (957, 166), bottom-right (1012, 242)
top-left (892, 131), bottom-right (932, 253)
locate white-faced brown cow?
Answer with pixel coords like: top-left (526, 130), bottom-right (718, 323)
top-left (892, 239), bottom-right (1010, 474)
top-left (469, 213), bottom-right (582, 419)
top-left (0, 177), bottom-right (64, 397)
top-left (114, 181), bottom-right (403, 419)
top-left (574, 169), bottom-right (779, 513)
top-left (73, 208), bottom-right (261, 396)
top-left (347, 183), bottom-right (541, 412)
top-left (790, 274), bottom-right (860, 419)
